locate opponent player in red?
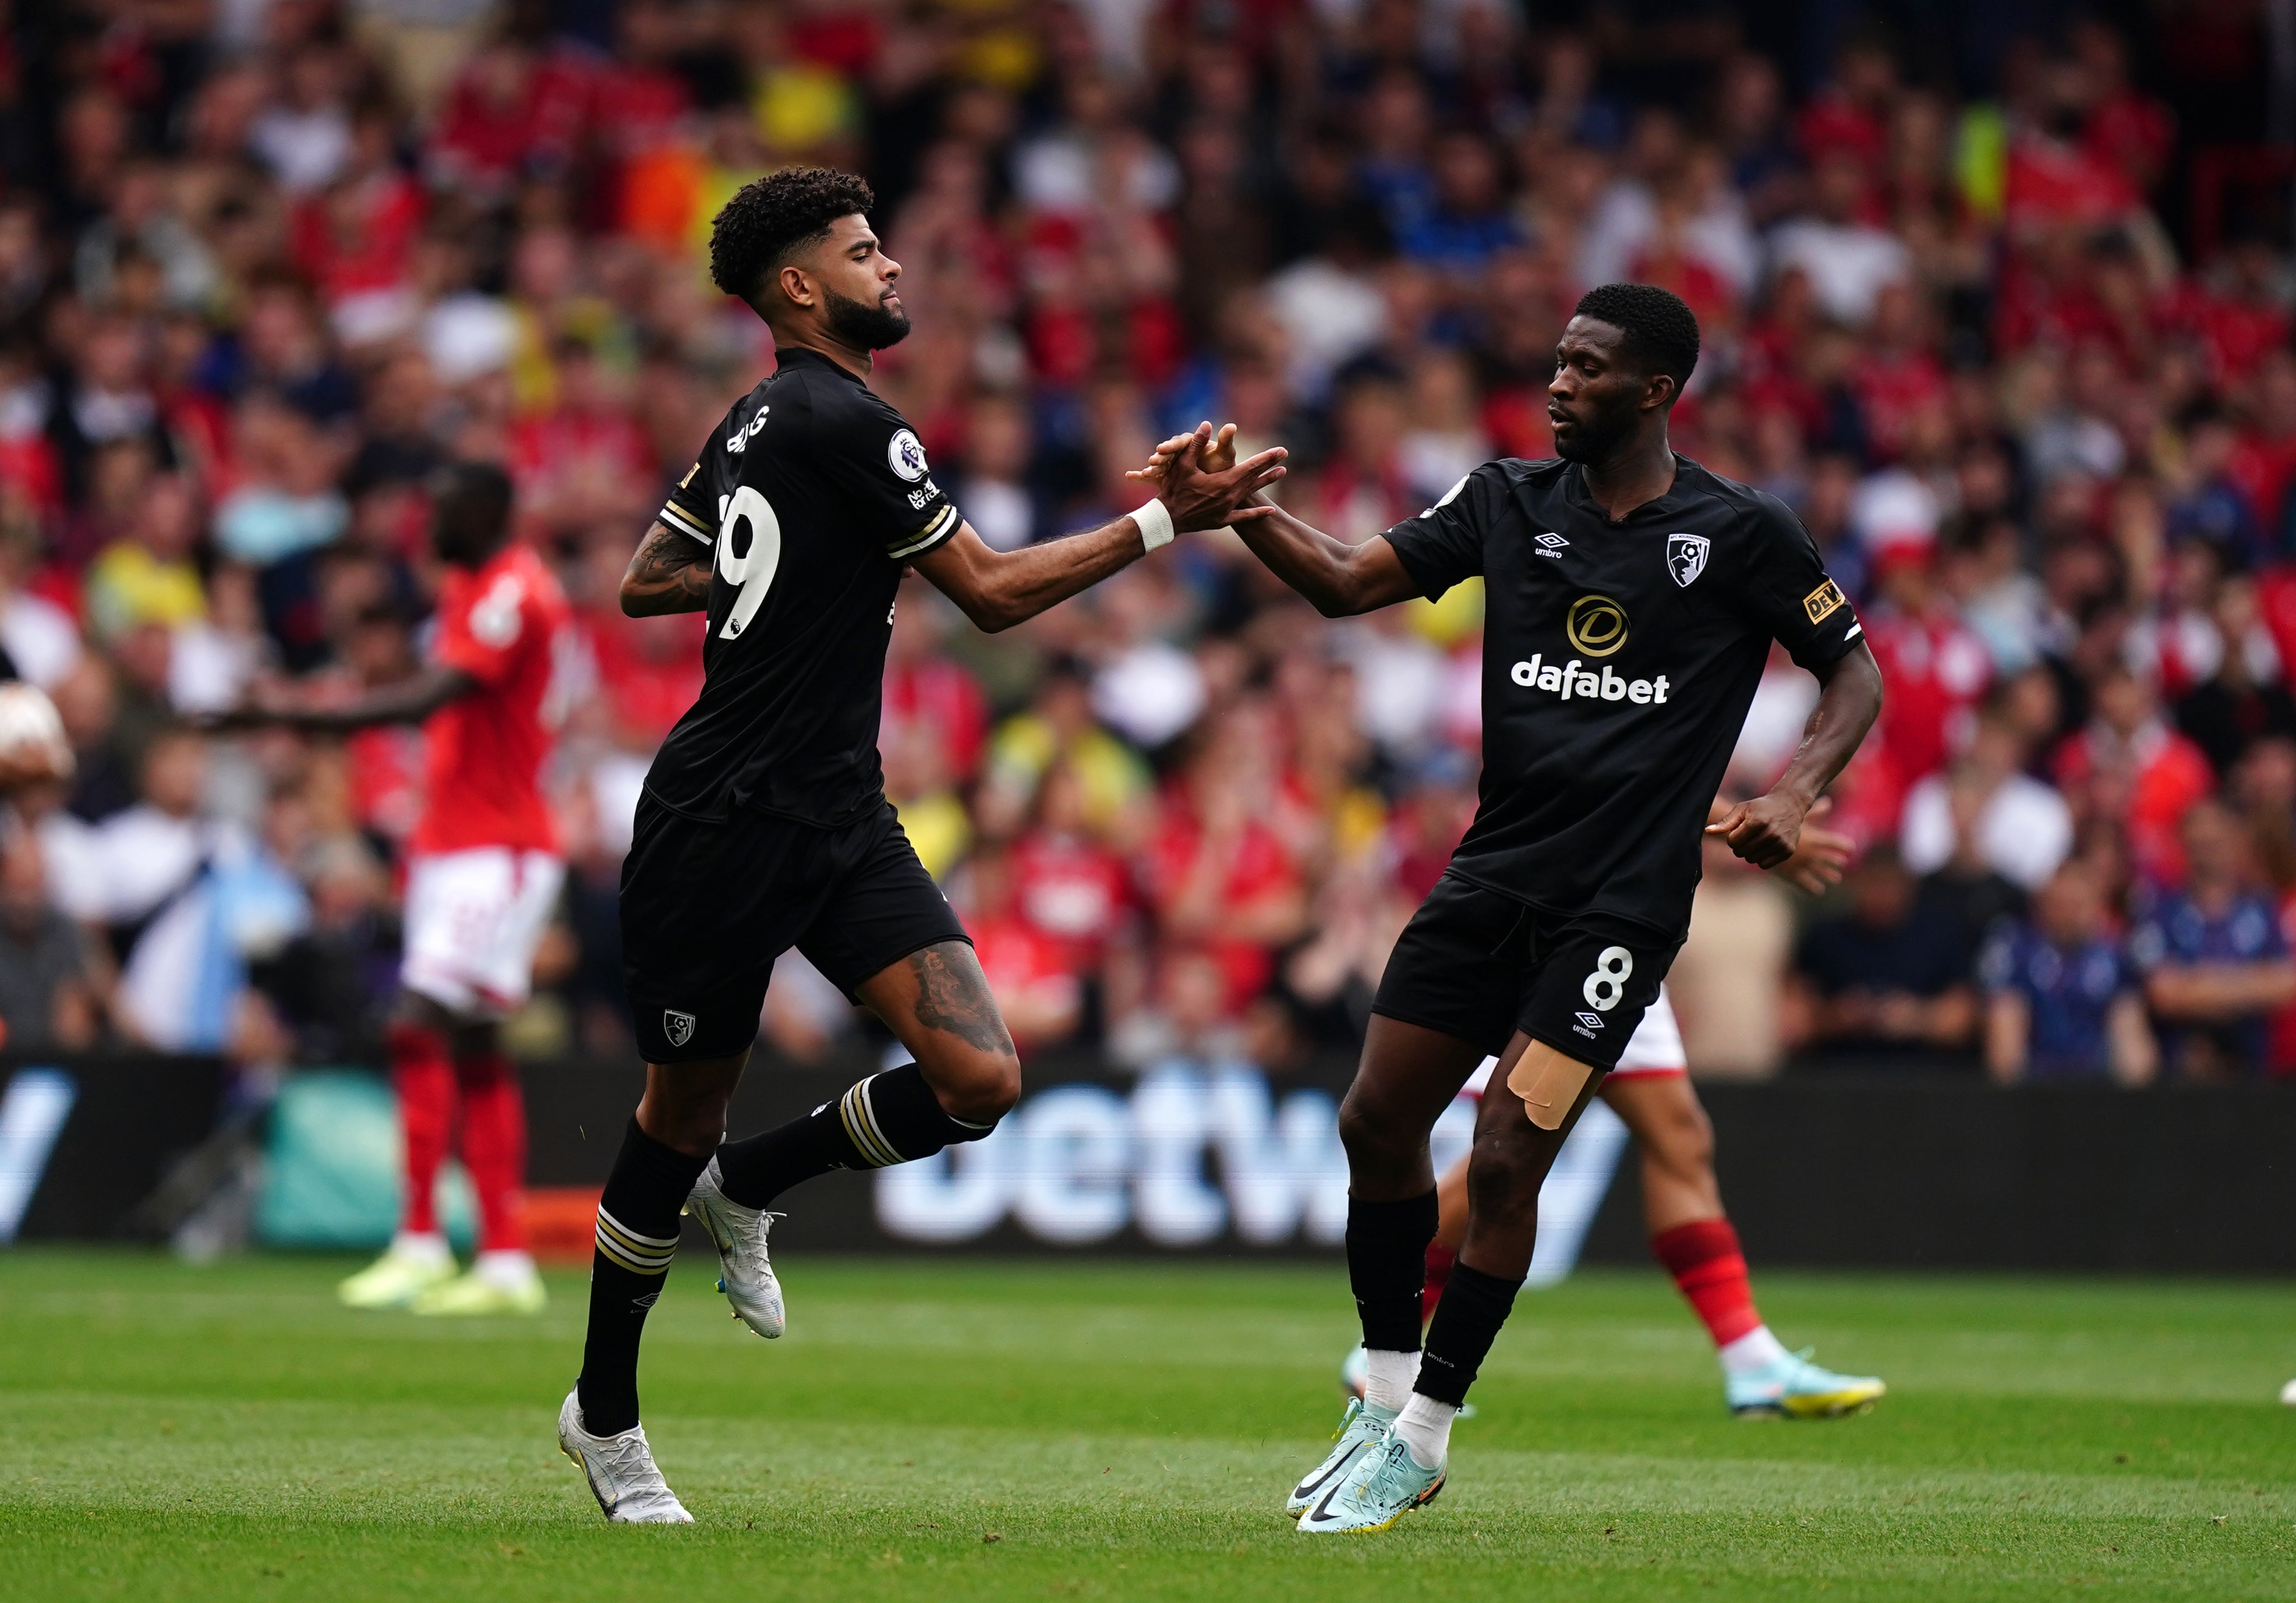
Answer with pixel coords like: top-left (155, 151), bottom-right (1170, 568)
top-left (231, 463), bottom-right (572, 1315)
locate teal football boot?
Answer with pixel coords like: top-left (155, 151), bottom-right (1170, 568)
top-left (1727, 1347), bottom-right (1885, 1418)
top-left (1296, 1429), bottom-right (1445, 1534)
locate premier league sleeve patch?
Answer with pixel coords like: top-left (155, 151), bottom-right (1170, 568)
top-left (1803, 578), bottom-right (1846, 624)
top-left (887, 429), bottom-right (929, 482)
top-left (1665, 533), bottom-right (1709, 587)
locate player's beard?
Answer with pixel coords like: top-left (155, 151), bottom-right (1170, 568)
top-left (823, 286), bottom-right (911, 351)
top-left (1552, 401), bottom-right (1635, 464)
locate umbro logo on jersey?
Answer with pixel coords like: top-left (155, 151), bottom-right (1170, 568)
top-left (1575, 1011), bottom-right (1604, 1029)
top-left (1666, 533), bottom-right (1710, 588)
top-left (725, 407), bottom-right (771, 453)
top-left (663, 1010), bottom-right (697, 1048)
top-left (1535, 531), bottom-right (1569, 559)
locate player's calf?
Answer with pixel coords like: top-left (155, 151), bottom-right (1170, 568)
top-left (576, 1114), bottom-right (714, 1439)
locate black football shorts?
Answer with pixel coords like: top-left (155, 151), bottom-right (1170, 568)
top-left (620, 792), bottom-right (968, 1063)
top-left (1371, 872), bottom-right (1676, 1071)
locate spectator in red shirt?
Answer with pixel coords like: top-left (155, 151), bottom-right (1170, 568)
top-left (291, 101), bottom-right (425, 331)
top-left (958, 844), bottom-right (1083, 1054)
top-left (882, 595), bottom-right (988, 784)
top-left (507, 340), bottom-right (652, 540)
top-left (1793, 37), bottom-right (1896, 175)
top-left (1141, 707), bottom-right (1309, 1008)
top-left (2072, 19), bottom-right (2175, 199)
top-left (2226, 352), bottom-right (2296, 537)
top-left (426, 14), bottom-right (594, 200)
top-left (1862, 544), bottom-right (1995, 788)
top-left (2053, 664), bottom-right (2217, 884)
top-left (1010, 760), bottom-right (1138, 979)
top-left (1850, 283), bottom-right (1947, 464)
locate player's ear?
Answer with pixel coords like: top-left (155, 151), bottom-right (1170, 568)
top-left (1643, 370), bottom-right (1677, 413)
top-left (776, 262), bottom-right (815, 311)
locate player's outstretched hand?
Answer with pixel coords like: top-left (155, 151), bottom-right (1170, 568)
top-left (193, 681), bottom-right (299, 734)
top-left (1126, 422), bottom-right (1237, 484)
top-left (1767, 797), bottom-right (1851, 895)
top-left (1152, 421), bottom-right (1285, 532)
top-left (1706, 789), bottom-right (1809, 870)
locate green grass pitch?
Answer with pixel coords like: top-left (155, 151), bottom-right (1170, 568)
top-left (3, 1250), bottom-right (2294, 1601)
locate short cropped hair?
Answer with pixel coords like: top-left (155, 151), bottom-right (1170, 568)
top-left (431, 459), bottom-right (513, 540)
top-left (709, 167), bottom-right (877, 311)
top-left (1573, 282), bottom-right (1701, 391)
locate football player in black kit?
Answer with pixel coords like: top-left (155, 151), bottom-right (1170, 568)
top-left (554, 167), bottom-right (1285, 1523)
top-left (1141, 282), bottom-right (1884, 1533)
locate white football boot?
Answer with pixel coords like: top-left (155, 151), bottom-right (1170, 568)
top-left (557, 1390), bottom-right (694, 1524)
top-left (683, 1156), bottom-right (786, 1338)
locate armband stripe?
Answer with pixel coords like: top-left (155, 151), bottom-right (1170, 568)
top-left (661, 502), bottom-right (714, 542)
top-left (886, 504), bottom-right (958, 560)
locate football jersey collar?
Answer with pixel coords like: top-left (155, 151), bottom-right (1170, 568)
top-left (772, 346), bottom-right (868, 386)
top-left (1561, 452), bottom-right (1699, 526)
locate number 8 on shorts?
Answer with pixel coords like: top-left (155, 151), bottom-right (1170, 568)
top-left (1582, 945), bottom-right (1634, 1011)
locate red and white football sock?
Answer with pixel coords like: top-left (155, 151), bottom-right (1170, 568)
top-left (388, 1021), bottom-right (453, 1254)
top-left (1650, 1218), bottom-right (1786, 1374)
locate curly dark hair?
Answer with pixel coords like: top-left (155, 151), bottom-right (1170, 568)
top-left (1573, 282), bottom-right (1701, 391)
top-left (709, 167), bottom-right (877, 311)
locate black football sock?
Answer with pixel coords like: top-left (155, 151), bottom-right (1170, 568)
top-left (713, 1061), bottom-right (999, 1209)
top-left (576, 1119), bottom-right (710, 1436)
top-left (1347, 1190), bottom-right (1440, 1353)
top-left (1414, 1261), bottom-right (1524, 1407)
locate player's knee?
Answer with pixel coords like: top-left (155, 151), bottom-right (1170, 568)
top-left (1336, 1092), bottom-right (1404, 1163)
top-left (1648, 1096), bottom-right (1714, 1176)
top-left (638, 1081), bottom-right (734, 1156)
top-left (934, 1052), bottom-right (1021, 1125)
top-left (1464, 1124), bottom-right (1549, 1227)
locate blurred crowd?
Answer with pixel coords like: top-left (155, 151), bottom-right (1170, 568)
top-left (2, 0), bottom-right (2295, 1084)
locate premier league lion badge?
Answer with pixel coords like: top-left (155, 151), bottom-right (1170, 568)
top-left (1666, 532), bottom-right (1710, 588)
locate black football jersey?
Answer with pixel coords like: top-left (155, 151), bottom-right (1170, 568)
top-left (1383, 454), bottom-right (1864, 943)
top-left (642, 348), bottom-right (960, 826)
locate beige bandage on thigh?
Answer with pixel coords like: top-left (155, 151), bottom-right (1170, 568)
top-left (1508, 1042), bottom-right (1598, 1131)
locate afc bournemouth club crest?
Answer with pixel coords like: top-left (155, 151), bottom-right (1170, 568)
top-left (1666, 533), bottom-right (1710, 588)
top-left (663, 1009), bottom-right (697, 1049)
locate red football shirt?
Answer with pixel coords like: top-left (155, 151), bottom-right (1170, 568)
top-left (411, 542), bottom-right (571, 856)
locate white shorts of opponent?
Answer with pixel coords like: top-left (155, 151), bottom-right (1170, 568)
top-left (1462, 985), bottom-right (1686, 1095)
top-left (400, 847), bottom-right (567, 1019)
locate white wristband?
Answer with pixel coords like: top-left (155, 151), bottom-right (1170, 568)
top-left (1133, 497), bottom-right (1174, 551)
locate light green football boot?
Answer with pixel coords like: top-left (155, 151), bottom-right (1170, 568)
top-left (337, 1243), bottom-right (455, 1309)
top-left (1296, 1429), bottom-right (1445, 1534)
top-left (1285, 1395), bottom-right (1395, 1517)
top-left (411, 1266), bottom-right (547, 1317)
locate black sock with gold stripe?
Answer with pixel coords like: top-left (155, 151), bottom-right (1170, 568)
top-left (714, 1063), bottom-right (997, 1210)
top-left (575, 1119), bottom-right (709, 1436)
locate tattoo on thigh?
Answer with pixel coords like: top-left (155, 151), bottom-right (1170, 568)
top-left (907, 943), bottom-right (1016, 1056)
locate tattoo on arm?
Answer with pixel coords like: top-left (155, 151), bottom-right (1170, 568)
top-left (906, 943), bottom-right (1017, 1057)
top-left (621, 521), bottom-right (713, 617)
